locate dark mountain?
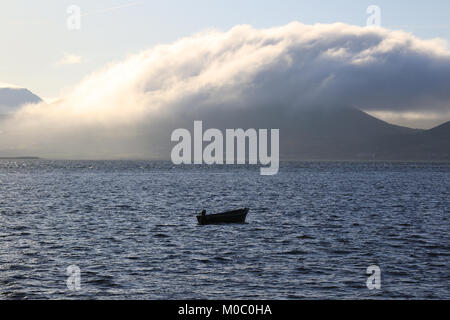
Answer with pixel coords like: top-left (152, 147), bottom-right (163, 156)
top-left (374, 121), bottom-right (450, 160)
top-left (282, 107), bottom-right (449, 161)
top-left (0, 87), bottom-right (42, 114)
top-left (425, 121), bottom-right (450, 137)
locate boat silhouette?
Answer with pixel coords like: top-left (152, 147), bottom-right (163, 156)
top-left (196, 208), bottom-right (249, 225)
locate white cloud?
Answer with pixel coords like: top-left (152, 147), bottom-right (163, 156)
top-left (0, 83), bottom-right (23, 89)
top-left (55, 53), bottom-right (87, 66)
top-left (365, 110), bottom-right (450, 129)
top-left (1, 22), bottom-right (450, 158)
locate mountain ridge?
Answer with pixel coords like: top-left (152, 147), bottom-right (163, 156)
top-left (282, 107), bottom-right (449, 161)
top-left (0, 87), bottom-right (42, 115)
top-left (0, 87), bottom-right (448, 160)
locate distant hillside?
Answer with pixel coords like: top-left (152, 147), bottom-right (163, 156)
top-left (0, 87), bottom-right (42, 114)
top-left (372, 121), bottom-right (450, 160)
top-left (282, 107), bottom-right (449, 161)
top-left (0, 94), bottom-right (448, 160)
top-left (425, 121), bottom-right (450, 137)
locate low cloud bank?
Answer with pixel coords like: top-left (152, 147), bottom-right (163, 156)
top-left (1, 22), bottom-right (450, 158)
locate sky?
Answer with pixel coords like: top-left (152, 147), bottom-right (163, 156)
top-left (1, 0), bottom-right (450, 100)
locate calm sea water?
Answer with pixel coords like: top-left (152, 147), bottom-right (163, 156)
top-left (0, 160), bottom-right (448, 299)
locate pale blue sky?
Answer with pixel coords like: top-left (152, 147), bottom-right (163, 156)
top-left (1, 0), bottom-right (450, 99)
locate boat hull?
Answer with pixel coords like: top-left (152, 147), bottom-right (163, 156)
top-left (197, 208), bottom-right (249, 225)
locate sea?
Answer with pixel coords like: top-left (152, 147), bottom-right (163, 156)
top-left (0, 160), bottom-right (448, 299)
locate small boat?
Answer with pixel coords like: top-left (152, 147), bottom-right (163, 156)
top-left (197, 208), bottom-right (249, 225)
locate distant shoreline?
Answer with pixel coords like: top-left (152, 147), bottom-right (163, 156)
top-left (0, 156), bottom-right (40, 159)
top-left (0, 157), bottom-right (449, 163)
top-left (0, 157), bottom-right (450, 162)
